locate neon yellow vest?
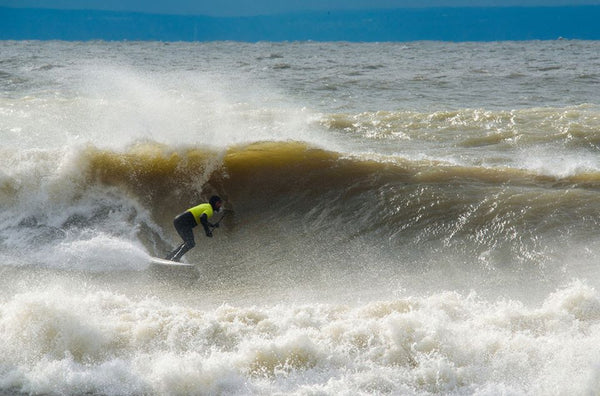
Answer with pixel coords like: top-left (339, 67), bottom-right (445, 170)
top-left (187, 203), bottom-right (214, 225)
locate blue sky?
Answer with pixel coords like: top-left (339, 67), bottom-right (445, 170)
top-left (2, 0), bottom-right (600, 16)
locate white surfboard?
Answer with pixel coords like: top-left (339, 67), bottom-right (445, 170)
top-left (149, 256), bottom-right (196, 268)
top-left (148, 257), bottom-right (198, 280)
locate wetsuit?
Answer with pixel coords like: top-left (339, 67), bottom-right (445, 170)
top-left (165, 203), bottom-right (214, 262)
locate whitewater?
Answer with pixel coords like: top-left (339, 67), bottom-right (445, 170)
top-left (1, 40), bottom-right (600, 395)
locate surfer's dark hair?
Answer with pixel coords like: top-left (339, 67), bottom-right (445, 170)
top-left (209, 195), bottom-right (222, 208)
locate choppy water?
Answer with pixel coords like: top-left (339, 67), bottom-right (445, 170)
top-left (1, 40), bottom-right (600, 395)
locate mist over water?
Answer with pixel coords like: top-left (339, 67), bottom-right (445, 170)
top-left (1, 40), bottom-right (600, 395)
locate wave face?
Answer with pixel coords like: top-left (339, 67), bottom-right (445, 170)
top-left (2, 40), bottom-right (600, 395)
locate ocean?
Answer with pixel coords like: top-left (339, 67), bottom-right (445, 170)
top-left (1, 40), bottom-right (600, 395)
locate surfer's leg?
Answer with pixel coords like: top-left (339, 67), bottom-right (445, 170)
top-left (165, 211), bottom-right (196, 261)
top-left (166, 242), bottom-right (191, 262)
top-left (171, 229), bottom-right (195, 261)
top-left (166, 228), bottom-right (196, 261)
top-left (167, 213), bottom-right (197, 261)
top-left (165, 243), bottom-right (184, 260)
top-left (171, 240), bottom-right (194, 262)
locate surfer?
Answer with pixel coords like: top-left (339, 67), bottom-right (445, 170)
top-left (165, 195), bottom-right (223, 262)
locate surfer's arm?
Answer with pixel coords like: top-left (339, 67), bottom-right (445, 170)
top-left (199, 213), bottom-right (213, 237)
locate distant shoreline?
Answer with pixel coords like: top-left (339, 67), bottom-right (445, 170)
top-left (1, 6), bottom-right (600, 42)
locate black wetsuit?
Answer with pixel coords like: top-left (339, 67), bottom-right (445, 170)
top-left (165, 212), bottom-right (198, 262)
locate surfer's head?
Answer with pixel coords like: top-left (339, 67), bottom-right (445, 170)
top-left (209, 195), bottom-right (223, 211)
